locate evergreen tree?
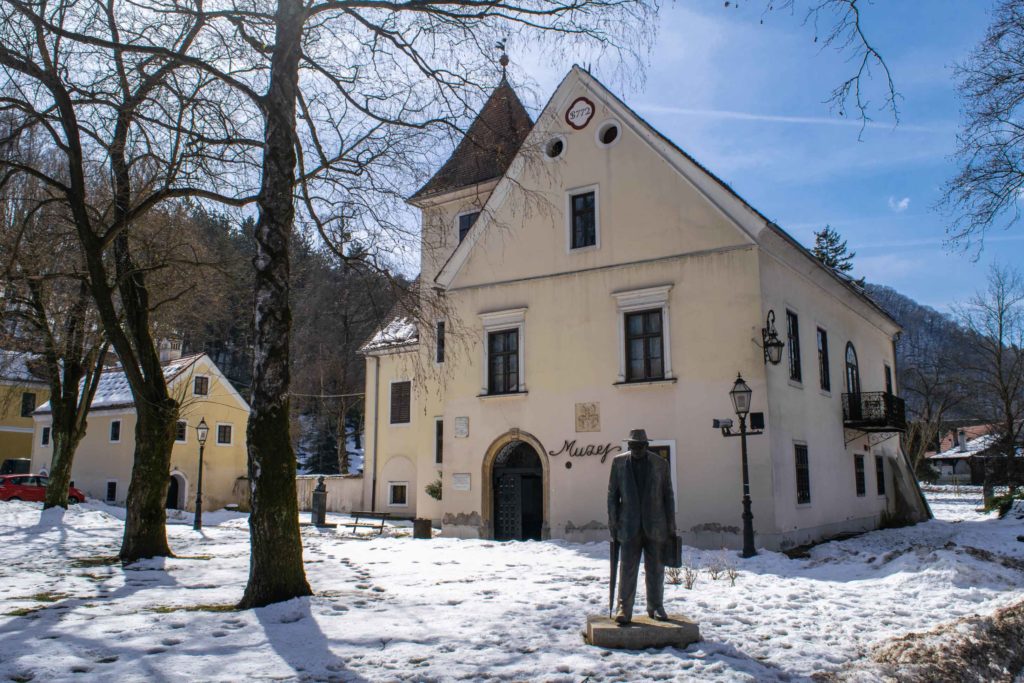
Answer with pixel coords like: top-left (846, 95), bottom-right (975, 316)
top-left (812, 225), bottom-right (864, 286)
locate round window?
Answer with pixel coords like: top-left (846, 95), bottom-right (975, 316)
top-left (598, 122), bottom-right (619, 146)
top-left (545, 137), bottom-right (565, 159)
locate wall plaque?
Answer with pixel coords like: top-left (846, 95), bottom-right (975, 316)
top-left (565, 96), bottom-right (595, 130)
top-left (454, 416), bottom-right (469, 438)
top-left (575, 402), bottom-right (600, 432)
top-left (452, 473), bottom-right (471, 491)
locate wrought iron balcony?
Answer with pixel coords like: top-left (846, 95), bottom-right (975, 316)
top-left (842, 392), bottom-right (907, 433)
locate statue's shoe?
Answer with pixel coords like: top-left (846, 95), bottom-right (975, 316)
top-left (647, 607), bottom-right (669, 621)
top-left (614, 610), bottom-right (632, 625)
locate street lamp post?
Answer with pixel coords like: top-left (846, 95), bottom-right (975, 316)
top-left (714, 374), bottom-right (763, 558)
top-left (193, 418), bottom-right (209, 531)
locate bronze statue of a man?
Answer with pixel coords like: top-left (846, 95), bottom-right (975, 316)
top-left (607, 428), bottom-right (676, 624)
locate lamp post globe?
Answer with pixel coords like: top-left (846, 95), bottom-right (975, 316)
top-left (194, 418), bottom-right (208, 531)
top-left (730, 374), bottom-right (752, 417)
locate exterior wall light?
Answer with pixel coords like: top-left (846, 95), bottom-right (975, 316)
top-left (761, 310), bottom-right (785, 365)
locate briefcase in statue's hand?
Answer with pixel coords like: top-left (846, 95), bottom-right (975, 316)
top-left (665, 534), bottom-right (683, 568)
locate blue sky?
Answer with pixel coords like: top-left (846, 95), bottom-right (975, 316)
top-left (517, 1), bottom-right (1005, 311)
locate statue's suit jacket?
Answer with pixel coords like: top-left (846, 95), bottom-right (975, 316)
top-left (607, 450), bottom-right (676, 543)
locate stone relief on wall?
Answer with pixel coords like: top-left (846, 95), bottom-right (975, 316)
top-left (575, 402), bottom-right (600, 433)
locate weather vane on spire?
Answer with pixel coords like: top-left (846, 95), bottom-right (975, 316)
top-left (496, 40), bottom-right (509, 78)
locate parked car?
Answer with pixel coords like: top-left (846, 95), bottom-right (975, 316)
top-left (0, 475), bottom-right (85, 503)
top-left (0, 459), bottom-right (30, 475)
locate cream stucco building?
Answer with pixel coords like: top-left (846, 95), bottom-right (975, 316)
top-left (31, 351), bottom-right (250, 511)
top-left (361, 67), bottom-right (929, 551)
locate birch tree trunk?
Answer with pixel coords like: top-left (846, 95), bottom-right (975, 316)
top-left (239, 0), bottom-right (311, 608)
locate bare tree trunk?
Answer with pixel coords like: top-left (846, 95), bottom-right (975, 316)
top-left (121, 398), bottom-right (178, 558)
top-left (44, 425), bottom-right (83, 508)
top-left (239, 0), bottom-right (311, 608)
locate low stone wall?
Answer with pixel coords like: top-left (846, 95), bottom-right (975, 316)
top-left (296, 474), bottom-right (364, 513)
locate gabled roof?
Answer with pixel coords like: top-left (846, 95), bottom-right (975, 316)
top-left (411, 78), bottom-right (533, 202)
top-left (928, 434), bottom-right (999, 460)
top-left (430, 66), bottom-right (899, 332)
top-left (361, 317), bottom-right (419, 353)
top-left (35, 353), bottom-right (248, 414)
top-left (0, 350), bottom-right (46, 385)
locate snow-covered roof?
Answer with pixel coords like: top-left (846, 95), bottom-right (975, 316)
top-left (0, 350), bottom-right (45, 384)
top-left (928, 434), bottom-right (999, 460)
top-left (35, 353), bottom-right (204, 414)
top-left (361, 317), bottom-right (419, 353)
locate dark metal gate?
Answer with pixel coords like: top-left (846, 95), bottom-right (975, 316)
top-left (495, 473), bottom-right (522, 540)
top-left (492, 441), bottom-right (543, 541)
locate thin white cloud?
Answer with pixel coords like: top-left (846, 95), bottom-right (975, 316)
top-left (888, 196), bottom-right (911, 213)
top-left (633, 105), bottom-right (951, 134)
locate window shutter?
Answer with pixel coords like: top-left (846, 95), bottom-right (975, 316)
top-left (390, 381), bottom-right (411, 424)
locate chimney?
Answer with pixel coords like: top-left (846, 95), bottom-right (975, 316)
top-left (957, 429), bottom-right (967, 453)
top-left (159, 338), bottom-right (183, 363)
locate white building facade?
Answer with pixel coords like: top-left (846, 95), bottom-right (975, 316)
top-left (361, 67), bottom-right (929, 551)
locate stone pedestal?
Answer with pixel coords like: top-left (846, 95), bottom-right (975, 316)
top-left (585, 614), bottom-right (700, 650)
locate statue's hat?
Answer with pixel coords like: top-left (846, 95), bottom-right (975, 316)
top-left (626, 428), bottom-right (649, 444)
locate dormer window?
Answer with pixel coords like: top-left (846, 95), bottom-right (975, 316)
top-left (458, 211), bottom-right (480, 243)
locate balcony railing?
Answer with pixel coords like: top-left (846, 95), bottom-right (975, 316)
top-left (842, 392), bottom-right (907, 432)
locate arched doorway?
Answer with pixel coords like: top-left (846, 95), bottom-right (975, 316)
top-left (166, 472), bottom-right (186, 510)
top-left (482, 430), bottom-right (548, 541)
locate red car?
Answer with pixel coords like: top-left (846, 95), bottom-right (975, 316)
top-left (0, 475), bottom-right (85, 503)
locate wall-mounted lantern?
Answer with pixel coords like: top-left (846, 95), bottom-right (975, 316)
top-left (761, 310), bottom-right (785, 365)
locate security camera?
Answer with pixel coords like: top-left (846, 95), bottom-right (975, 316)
top-left (712, 418), bottom-right (733, 430)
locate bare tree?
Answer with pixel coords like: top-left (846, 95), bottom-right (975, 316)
top-left (954, 265), bottom-right (1024, 479)
top-left (0, 151), bottom-right (108, 509)
top-left (754, 0), bottom-right (899, 129)
top-left (0, 2), bottom-right (249, 559)
top-left (943, 0), bottom-right (1024, 249)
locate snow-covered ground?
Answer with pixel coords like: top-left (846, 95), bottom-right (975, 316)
top-left (0, 487), bottom-right (1020, 681)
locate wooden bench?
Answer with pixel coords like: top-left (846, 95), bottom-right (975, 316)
top-left (344, 511), bottom-right (390, 535)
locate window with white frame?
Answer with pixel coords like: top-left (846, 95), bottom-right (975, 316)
top-left (612, 285), bottom-right (673, 384)
top-left (105, 480), bottom-right (117, 502)
top-left (216, 423), bottom-right (233, 445)
top-left (435, 321), bottom-right (445, 364)
top-left (566, 186), bottom-right (599, 250)
top-left (20, 392), bottom-right (36, 418)
top-left (109, 420), bottom-right (121, 443)
top-left (479, 308), bottom-right (526, 395)
top-left (193, 375), bottom-right (210, 396)
top-left (854, 454), bottom-right (866, 497)
top-left (175, 420), bottom-right (188, 443)
top-left (795, 444), bottom-right (811, 505)
top-left (41, 426), bottom-right (50, 446)
top-left (388, 481), bottom-right (409, 507)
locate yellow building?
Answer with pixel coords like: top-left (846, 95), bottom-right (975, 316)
top-left (31, 351), bottom-right (250, 511)
top-left (361, 68), bottom-right (929, 550)
top-left (0, 351), bottom-right (49, 462)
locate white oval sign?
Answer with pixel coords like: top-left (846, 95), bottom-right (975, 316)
top-left (565, 96), bottom-right (595, 130)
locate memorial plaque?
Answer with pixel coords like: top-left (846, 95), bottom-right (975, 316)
top-left (454, 416), bottom-right (469, 438)
top-left (575, 402), bottom-right (600, 432)
top-left (452, 473), bottom-right (471, 491)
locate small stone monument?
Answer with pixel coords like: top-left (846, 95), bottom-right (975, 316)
top-left (310, 476), bottom-right (336, 528)
top-left (585, 428), bottom-right (701, 650)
